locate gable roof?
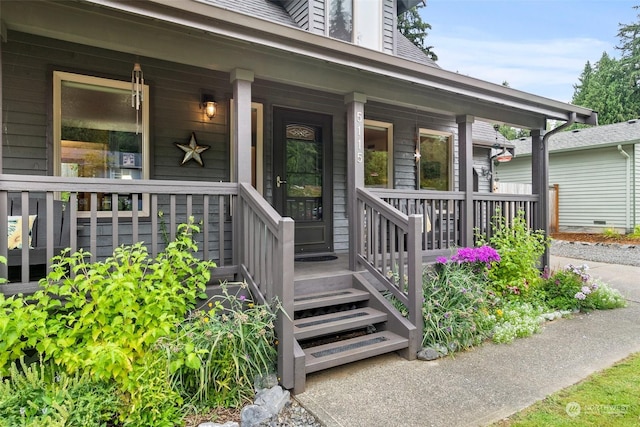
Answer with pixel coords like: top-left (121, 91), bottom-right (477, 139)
top-left (396, 31), bottom-right (439, 68)
top-left (510, 119), bottom-right (640, 156)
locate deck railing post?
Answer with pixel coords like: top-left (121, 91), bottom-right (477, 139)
top-left (407, 214), bottom-right (423, 355)
top-left (275, 217), bottom-right (294, 390)
top-left (457, 115), bottom-right (475, 247)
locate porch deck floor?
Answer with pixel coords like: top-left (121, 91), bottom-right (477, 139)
top-left (294, 253), bottom-right (352, 281)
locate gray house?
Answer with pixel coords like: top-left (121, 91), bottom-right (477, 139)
top-left (0, 0), bottom-right (596, 392)
top-left (499, 120), bottom-right (639, 233)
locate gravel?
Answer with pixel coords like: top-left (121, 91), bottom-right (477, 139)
top-left (551, 239), bottom-right (640, 267)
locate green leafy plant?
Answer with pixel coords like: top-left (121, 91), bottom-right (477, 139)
top-left (420, 261), bottom-right (497, 351)
top-left (602, 227), bottom-right (622, 238)
top-left (0, 358), bottom-right (119, 427)
top-left (630, 224), bottom-right (640, 238)
top-left (27, 220), bottom-right (214, 386)
top-left (477, 210), bottom-right (549, 300)
top-left (159, 283), bottom-right (279, 408)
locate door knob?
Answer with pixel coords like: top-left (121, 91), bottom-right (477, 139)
top-left (276, 175), bottom-right (287, 188)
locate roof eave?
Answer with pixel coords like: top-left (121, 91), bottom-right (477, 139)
top-left (80, 0), bottom-right (595, 125)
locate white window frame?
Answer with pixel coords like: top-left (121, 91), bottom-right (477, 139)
top-left (418, 128), bottom-right (453, 191)
top-left (53, 71), bottom-right (150, 217)
top-left (364, 119), bottom-right (394, 189)
top-left (354, 0), bottom-right (382, 50)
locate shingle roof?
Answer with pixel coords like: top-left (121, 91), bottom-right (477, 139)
top-left (472, 121), bottom-right (512, 148)
top-left (510, 119), bottom-right (640, 156)
top-left (202, 0), bottom-right (298, 27)
top-left (395, 31), bottom-right (439, 68)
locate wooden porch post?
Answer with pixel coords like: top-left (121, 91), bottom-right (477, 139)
top-left (0, 28), bottom-right (6, 280)
top-left (457, 115), bottom-right (474, 247)
top-left (345, 92), bottom-right (366, 271)
top-left (531, 128), bottom-right (550, 267)
top-left (230, 69), bottom-right (254, 266)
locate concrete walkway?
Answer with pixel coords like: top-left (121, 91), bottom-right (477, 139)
top-left (295, 256), bottom-right (640, 427)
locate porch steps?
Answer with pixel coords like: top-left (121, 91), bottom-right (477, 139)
top-left (303, 330), bottom-right (408, 374)
top-left (293, 273), bottom-right (410, 382)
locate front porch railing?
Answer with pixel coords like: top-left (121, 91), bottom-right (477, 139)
top-left (472, 192), bottom-right (539, 240)
top-left (236, 182), bottom-right (295, 390)
top-left (356, 187), bottom-right (423, 347)
top-left (0, 174), bottom-right (237, 293)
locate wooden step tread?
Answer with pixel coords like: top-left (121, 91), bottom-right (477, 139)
top-left (294, 307), bottom-right (387, 340)
top-left (303, 331), bottom-right (408, 374)
top-left (294, 288), bottom-right (370, 311)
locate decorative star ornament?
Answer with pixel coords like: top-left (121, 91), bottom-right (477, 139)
top-left (175, 132), bottom-right (209, 166)
top-left (414, 149), bottom-right (422, 162)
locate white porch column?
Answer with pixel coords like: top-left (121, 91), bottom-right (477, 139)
top-left (531, 128), bottom-right (550, 267)
top-left (230, 68), bottom-right (254, 183)
top-left (457, 115), bottom-right (474, 247)
top-left (345, 92), bottom-right (366, 270)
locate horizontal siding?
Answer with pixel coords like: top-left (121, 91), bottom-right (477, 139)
top-left (311, 0), bottom-right (325, 34)
top-left (382, 0), bottom-right (395, 54)
top-left (635, 144), bottom-right (639, 228)
top-left (499, 146), bottom-right (634, 231)
top-left (473, 147), bottom-right (491, 193)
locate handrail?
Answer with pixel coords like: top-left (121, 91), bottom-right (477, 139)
top-left (356, 187), bottom-right (422, 341)
top-left (236, 182), bottom-right (294, 390)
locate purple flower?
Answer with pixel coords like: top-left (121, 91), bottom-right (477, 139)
top-left (575, 292), bottom-right (586, 300)
top-left (239, 295), bottom-right (246, 301)
top-left (436, 256), bottom-right (448, 264)
top-left (444, 312), bottom-right (451, 319)
top-left (581, 286), bottom-right (592, 295)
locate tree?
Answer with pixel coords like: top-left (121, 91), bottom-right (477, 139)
top-left (329, 0), bottom-right (352, 42)
top-left (571, 5), bottom-right (640, 124)
top-left (397, 3), bottom-right (438, 61)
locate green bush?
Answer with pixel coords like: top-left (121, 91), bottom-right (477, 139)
top-left (477, 210), bottom-right (549, 300)
top-left (630, 224), bottom-right (640, 238)
top-left (585, 280), bottom-right (627, 310)
top-left (0, 358), bottom-right (119, 427)
top-left (159, 283), bottom-right (279, 409)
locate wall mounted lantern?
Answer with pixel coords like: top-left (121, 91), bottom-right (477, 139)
top-left (201, 93), bottom-right (217, 120)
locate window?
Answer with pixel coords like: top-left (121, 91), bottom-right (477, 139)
top-left (328, 0), bottom-right (353, 42)
top-left (418, 129), bottom-right (452, 191)
top-left (53, 71), bottom-right (150, 216)
top-left (364, 120), bottom-right (393, 188)
top-left (354, 1), bottom-right (381, 49)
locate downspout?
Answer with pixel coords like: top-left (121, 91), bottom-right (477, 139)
top-left (617, 145), bottom-right (631, 233)
top-left (538, 113), bottom-right (576, 268)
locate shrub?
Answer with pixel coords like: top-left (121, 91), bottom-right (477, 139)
top-left (421, 261), bottom-right (497, 351)
top-left (159, 283), bottom-right (279, 409)
top-left (477, 210), bottom-right (549, 300)
top-left (630, 224), bottom-right (640, 238)
top-left (603, 227), bottom-right (621, 238)
top-left (0, 358), bottom-right (119, 427)
top-left (491, 302), bottom-right (545, 343)
top-left (585, 280), bottom-right (627, 310)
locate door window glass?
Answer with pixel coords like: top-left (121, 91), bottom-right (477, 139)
top-left (285, 125), bottom-right (323, 221)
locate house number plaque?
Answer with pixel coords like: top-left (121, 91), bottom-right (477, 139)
top-left (356, 111), bottom-right (363, 163)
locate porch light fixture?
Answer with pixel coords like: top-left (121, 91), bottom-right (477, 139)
top-left (201, 93), bottom-right (217, 120)
top-left (492, 124), bottom-right (512, 163)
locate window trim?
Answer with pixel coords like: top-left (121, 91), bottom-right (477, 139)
top-left (364, 119), bottom-right (394, 189)
top-left (417, 128), bottom-right (453, 191)
top-left (53, 71), bottom-right (150, 217)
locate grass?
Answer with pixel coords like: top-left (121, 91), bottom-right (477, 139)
top-left (494, 352), bottom-right (640, 426)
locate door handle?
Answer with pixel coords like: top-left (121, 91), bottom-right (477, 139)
top-left (276, 175), bottom-right (287, 188)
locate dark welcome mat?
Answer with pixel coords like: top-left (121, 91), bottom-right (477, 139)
top-left (294, 255), bottom-right (338, 262)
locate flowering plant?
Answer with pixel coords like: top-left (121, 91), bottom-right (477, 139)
top-left (437, 245), bottom-right (500, 275)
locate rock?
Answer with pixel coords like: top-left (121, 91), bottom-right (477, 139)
top-left (198, 422), bottom-right (239, 427)
top-left (417, 347), bottom-right (441, 361)
top-left (254, 373), bottom-right (279, 392)
top-left (255, 385), bottom-right (291, 415)
top-left (241, 404), bottom-right (272, 427)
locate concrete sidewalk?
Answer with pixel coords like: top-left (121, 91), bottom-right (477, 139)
top-left (295, 256), bottom-right (640, 427)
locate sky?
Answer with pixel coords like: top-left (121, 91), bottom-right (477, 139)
top-left (420, 0), bottom-right (638, 102)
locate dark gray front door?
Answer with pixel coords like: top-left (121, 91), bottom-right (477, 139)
top-left (273, 108), bottom-right (333, 254)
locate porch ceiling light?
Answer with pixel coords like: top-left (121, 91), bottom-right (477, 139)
top-left (201, 93), bottom-right (217, 120)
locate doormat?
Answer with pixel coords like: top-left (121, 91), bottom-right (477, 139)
top-left (294, 255), bottom-right (338, 262)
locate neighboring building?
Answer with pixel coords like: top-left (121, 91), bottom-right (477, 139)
top-left (499, 120), bottom-right (640, 233)
top-left (0, 0), bottom-right (596, 392)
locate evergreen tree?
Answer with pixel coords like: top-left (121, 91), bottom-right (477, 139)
top-left (397, 3), bottom-right (438, 61)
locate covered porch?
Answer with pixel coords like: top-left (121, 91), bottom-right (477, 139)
top-left (0, 0), bottom-right (597, 394)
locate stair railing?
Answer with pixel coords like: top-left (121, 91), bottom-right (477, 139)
top-left (355, 187), bottom-right (423, 345)
top-left (236, 182), bottom-right (295, 390)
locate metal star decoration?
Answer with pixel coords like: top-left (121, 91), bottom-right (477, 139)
top-left (175, 132), bottom-right (210, 166)
top-left (414, 148), bottom-right (422, 162)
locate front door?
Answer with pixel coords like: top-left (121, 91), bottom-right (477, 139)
top-left (273, 108), bottom-right (333, 254)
